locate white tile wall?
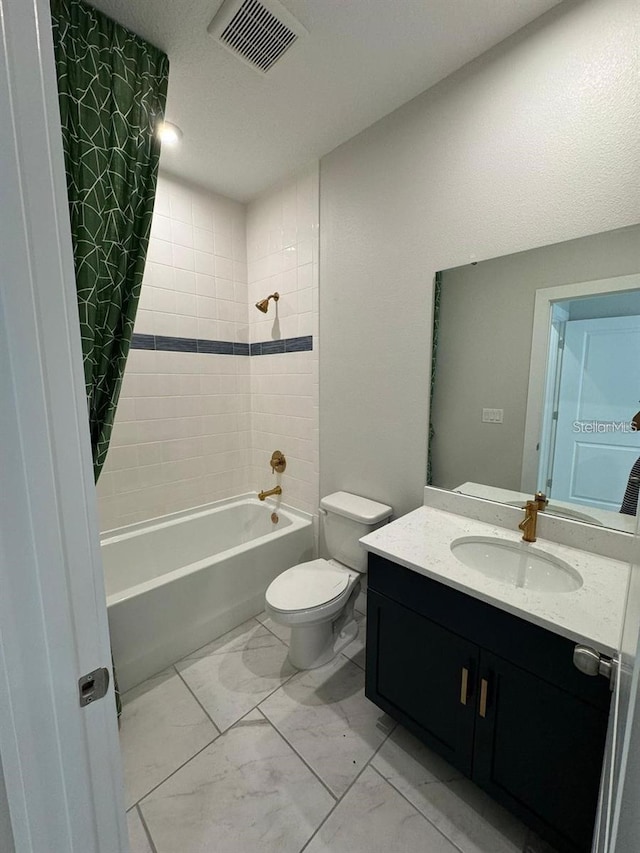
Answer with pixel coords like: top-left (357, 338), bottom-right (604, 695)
top-left (98, 350), bottom-right (252, 529)
top-left (97, 175), bottom-right (250, 531)
top-left (247, 164), bottom-right (320, 516)
top-left (97, 165), bottom-right (319, 531)
top-left (137, 174), bottom-right (248, 345)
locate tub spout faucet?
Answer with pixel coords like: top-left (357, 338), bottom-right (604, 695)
top-left (258, 485), bottom-right (282, 501)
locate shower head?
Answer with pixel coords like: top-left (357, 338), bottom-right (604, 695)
top-left (255, 292), bottom-right (279, 313)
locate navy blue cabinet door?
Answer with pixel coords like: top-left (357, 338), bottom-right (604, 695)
top-left (366, 590), bottom-right (478, 776)
top-left (472, 649), bottom-right (609, 853)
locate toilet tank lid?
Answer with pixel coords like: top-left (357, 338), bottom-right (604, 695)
top-left (320, 491), bottom-right (392, 524)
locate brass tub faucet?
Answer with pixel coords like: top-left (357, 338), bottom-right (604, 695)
top-left (518, 492), bottom-right (548, 542)
top-left (258, 485), bottom-right (282, 501)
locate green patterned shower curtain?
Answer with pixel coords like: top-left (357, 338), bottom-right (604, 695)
top-left (51, 0), bottom-right (169, 715)
top-left (51, 0), bottom-right (169, 481)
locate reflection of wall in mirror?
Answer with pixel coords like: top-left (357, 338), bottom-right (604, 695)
top-left (430, 224), bottom-right (640, 493)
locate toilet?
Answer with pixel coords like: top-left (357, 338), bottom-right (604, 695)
top-left (265, 491), bottom-right (392, 669)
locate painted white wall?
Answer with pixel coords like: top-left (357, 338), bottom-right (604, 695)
top-left (319, 0), bottom-right (640, 518)
top-left (246, 164), bottom-right (320, 516)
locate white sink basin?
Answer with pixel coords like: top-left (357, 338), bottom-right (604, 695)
top-left (504, 501), bottom-right (602, 526)
top-left (450, 536), bottom-right (583, 593)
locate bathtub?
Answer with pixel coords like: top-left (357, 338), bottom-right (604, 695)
top-left (102, 495), bottom-right (313, 692)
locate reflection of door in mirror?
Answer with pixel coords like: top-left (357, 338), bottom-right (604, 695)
top-left (430, 224), bottom-right (640, 533)
top-left (540, 310), bottom-right (640, 513)
top-left (522, 270), bottom-right (640, 530)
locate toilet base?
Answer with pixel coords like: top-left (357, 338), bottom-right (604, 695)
top-left (287, 586), bottom-right (360, 669)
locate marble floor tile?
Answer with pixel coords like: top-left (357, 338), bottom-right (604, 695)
top-left (119, 669), bottom-right (219, 808)
top-left (304, 766), bottom-right (459, 853)
top-left (127, 808), bottom-right (153, 853)
top-left (372, 726), bottom-right (528, 853)
top-left (340, 612), bottom-right (366, 669)
top-left (259, 655), bottom-right (392, 797)
top-left (256, 609), bottom-right (291, 645)
top-left (140, 710), bottom-right (334, 853)
top-left (176, 618), bottom-right (296, 731)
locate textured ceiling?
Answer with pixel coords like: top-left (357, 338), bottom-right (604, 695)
top-left (90, 0), bottom-right (562, 201)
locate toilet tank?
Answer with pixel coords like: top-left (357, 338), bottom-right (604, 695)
top-left (320, 491), bottom-right (392, 573)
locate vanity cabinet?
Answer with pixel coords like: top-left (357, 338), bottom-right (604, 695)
top-left (365, 553), bottom-right (611, 853)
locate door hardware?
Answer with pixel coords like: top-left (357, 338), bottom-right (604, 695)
top-left (479, 678), bottom-right (489, 718)
top-left (78, 667), bottom-right (110, 707)
top-left (460, 667), bottom-right (469, 705)
top-left (573, 645), bottom-right (617, 690)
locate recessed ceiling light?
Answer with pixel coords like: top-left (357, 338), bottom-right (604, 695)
top-left (158, 121), bottom-right (183, 146)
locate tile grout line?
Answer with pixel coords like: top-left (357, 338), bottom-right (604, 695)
top-left (254, 612), bottom-right (291, 646)
top-left (253, 706), bottom-right (338, 803)
top-left (135, 804), bottom-right (159, 853)
top-left (297, 717), bottom-right (398, 853)
top-left (132, 621), bottom-right (301, 810)
top-left (184, 616), bottom-right (304, 730)
top-left (340, 650), bottom-right (364, 670)
top-left (172, 664), bottom-right (222, 731)
top-left (236, 662), bottom-right (300, 724)
top-left (123, 630), bottom-right (279, 813)
top-left (135, 699), bottom-right (304, 827)
top-left (367, 763), bottom-right (468, 853)
top-left (133, 732), bottom-right (219, 809)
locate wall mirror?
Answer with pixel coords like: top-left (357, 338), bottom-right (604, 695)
top-left (430, 224), bottom-right (640, 533)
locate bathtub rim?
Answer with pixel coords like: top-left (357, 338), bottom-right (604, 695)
top-left (101, 494), bottom-right (313, 607)
top-left (100, 491), bottom-right (311, 540)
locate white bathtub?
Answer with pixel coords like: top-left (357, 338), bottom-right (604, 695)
top-left (102, 496), bottom-right (313, 692)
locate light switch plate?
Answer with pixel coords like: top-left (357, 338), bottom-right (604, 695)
top-left (482, 408), bottom-right (504, 424)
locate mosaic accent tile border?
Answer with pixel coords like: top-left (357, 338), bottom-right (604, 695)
top-left (131, 333), bottom-right (312, 356)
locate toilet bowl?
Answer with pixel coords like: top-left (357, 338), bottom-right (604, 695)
top-left (264, 492), bottom-right (392, 669)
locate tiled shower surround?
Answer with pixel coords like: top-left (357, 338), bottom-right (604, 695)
top-left (247, 164), bottom-right (319, 518)
top-left (97, 166), bottom-right (319, 530)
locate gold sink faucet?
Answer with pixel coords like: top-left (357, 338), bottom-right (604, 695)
top-left (258, 485), bottom-right (282, 501)
top-left (518, 492), bottom-right (548, 543)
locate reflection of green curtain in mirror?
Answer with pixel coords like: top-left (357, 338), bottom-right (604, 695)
top-left (427, 272), bottom-right (442, 485)
top-left (51, 0), bottom-right (169, 716)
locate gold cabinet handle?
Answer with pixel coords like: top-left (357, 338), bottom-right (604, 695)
top-left (460, 667), bottom-right (469, 705)
top-left (479, 678), bottom-right (489, 718)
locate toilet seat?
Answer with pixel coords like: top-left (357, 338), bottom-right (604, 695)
top-left (266, 559), bottom-right (352, 612)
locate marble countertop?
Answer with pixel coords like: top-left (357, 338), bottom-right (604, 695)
top-left (360, 505), bottom-right (630, 656)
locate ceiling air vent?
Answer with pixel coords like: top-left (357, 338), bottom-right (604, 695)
top-left (208, 0), bottom-right (307, 74)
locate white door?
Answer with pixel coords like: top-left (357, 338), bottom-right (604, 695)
top-left (549, 316), bottom-right (640, 511)
top-left (0, 0), bottom-right (127, 850)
